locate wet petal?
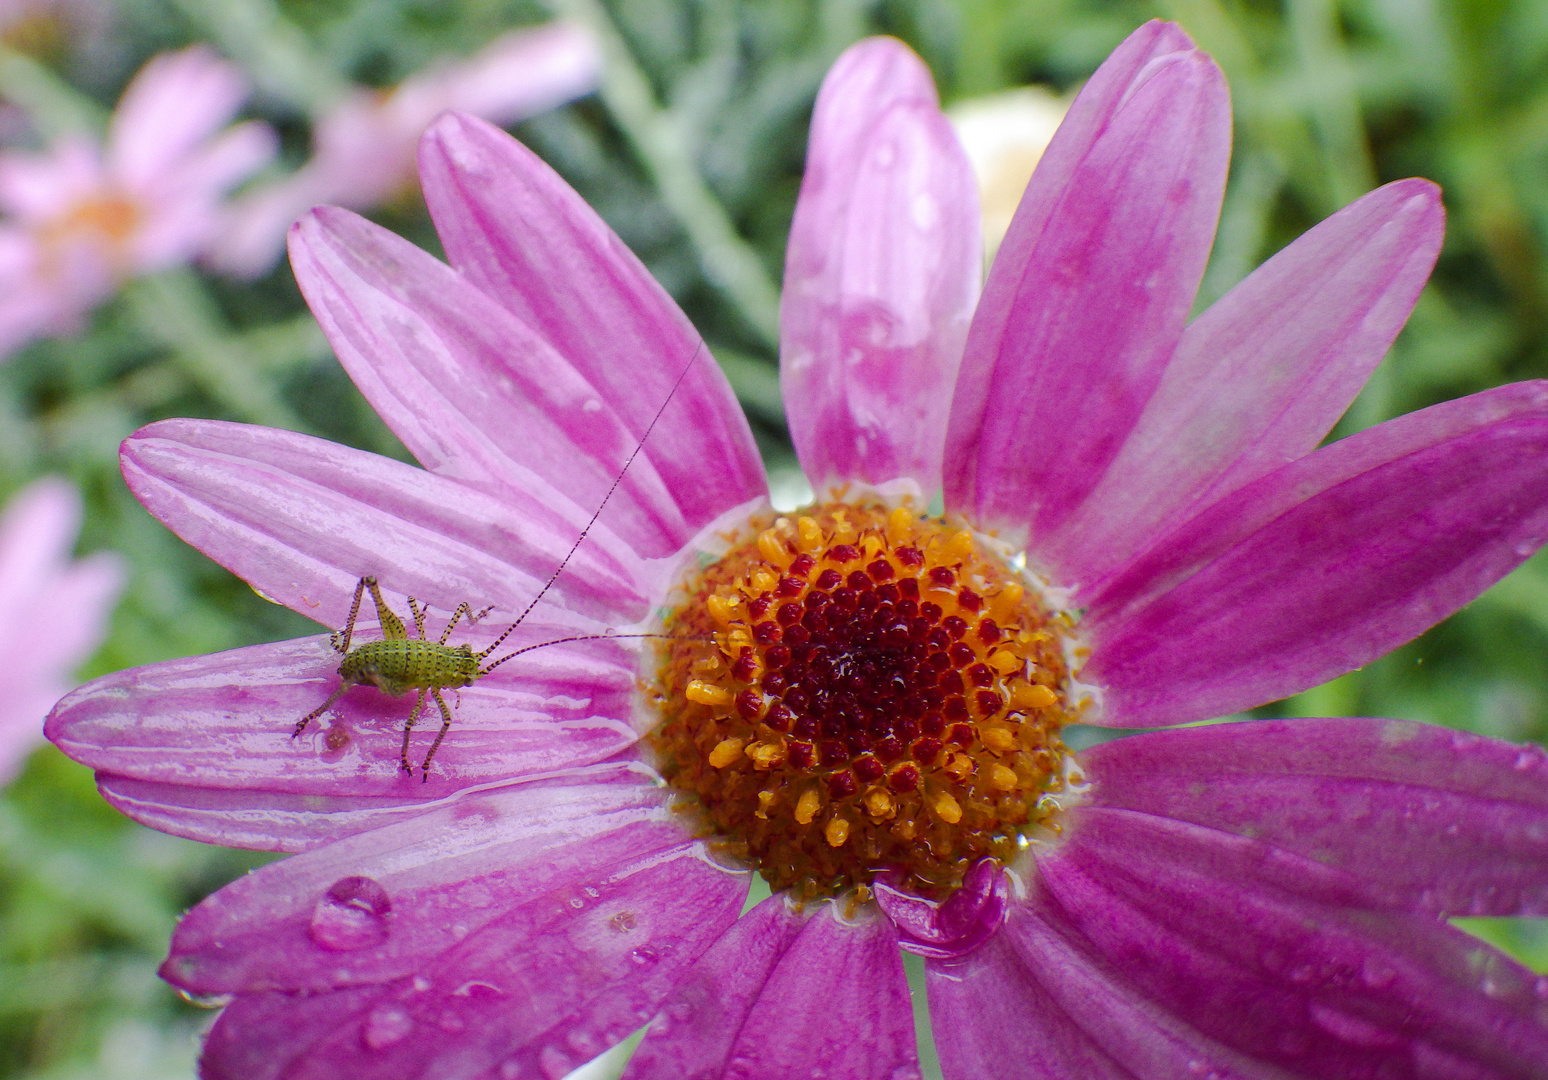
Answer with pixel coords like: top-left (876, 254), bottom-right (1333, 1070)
top-left (1043, 179), bottom-right (1445, 593)
top-left (187, 782), bottom-right (747, 1079)
top-left (626, 897), bottom-right (917, 1080)
top-left (1082, 718), bottom-right (1548, 917)
top-left (780, 37), bottom-right (980, 498)
top-left (927, 901), bottom-right (1267, 1080)
top-left (46, 636), bottom-right (643, 811)
top-left (417, 112), bottom-right (766, 549)
top-left (944, 23), bottom-right (1230, 553)
top-left (290, 206), bottom-right (717, 559)
top-left (1025, 807), bottom-right (1548, 1079)
top-left (122, 418), bottom-right (649, 629)
top-left (874, 857), bottom-right (1009, 960)
top-left (1086, 381), bottom-right (1548, 726)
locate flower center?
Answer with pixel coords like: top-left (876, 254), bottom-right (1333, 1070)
top-left (37, 194), bottom-right (141, 278)
top-left (648, 500), bottom-right (1078, 900)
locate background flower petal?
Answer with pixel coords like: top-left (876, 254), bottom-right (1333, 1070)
top-left (1081, 718), bottom-right (1548, 917)
top-left (1086, 381), bottom-right (1548, 727)
top-left (417, 111), bottom-right (766, 552)
top-left (290, 206), bottom-right (720, 559)
top-left (1025, 807), bottom-right (1548, 1079)
top-left (1040, 179), bottom-right (1445, 594)
top-left (122, 418), bottom-right (649, 629)
top-left (780, 37), bottom-right (980, 498)
top-left (627, 896), bottom-right (917, 1080)
top-left (46, 637), bottom-right (643, 812)
top-left (944, 23), bottom-right (1230, 553)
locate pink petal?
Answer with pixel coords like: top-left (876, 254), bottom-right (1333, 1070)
top-left (943, 22), bottom-right (1230, 554)
top-left (97, 773), bottom-right (444, 853)
top-left (927, 901), bottom-right (1266, 1080)
top-left (1041, 179), bottom-right (1445, 594)
top-left (625, 896), bottom-right (917, 1080)
top-left (185, 781), bottom-right (747, 1079)
top-left (289, 207), bottom-right (726, 560)
top-left (162, 768), bottom-right (701, 993)
top-left (1081, 718), bottom-right (1548, 917)
top-left (873, 856), bottom-right (1009, 959)
top-left (108, 47), bottom-right (251, 191)
top-left (780, 37), bottom-right (980, 497)
top-left (417, 112), bottom-right (766, 549)
top-left (122, 418), bottom-right (649, 629)
top-left (47, 636), bottom-right (642, 807)
top-left (1026, 806), bottom-right (1548, 1078)
top-left (1085, 381), bottom-right (1548, 726)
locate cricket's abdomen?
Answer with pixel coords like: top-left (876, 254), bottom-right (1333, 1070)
top-left (339, 640), bottom-right (480, 695)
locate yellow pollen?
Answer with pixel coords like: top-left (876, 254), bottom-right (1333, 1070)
top-left (794, 787), bottom-right (821, 825)
top-left (865, 788), bottom-right (894, 819)
top-left (1011, 682), bottom-right (1059, 710)
top-left (648, 499), bottom-right (1078, 900)
top-left (989, 651), bottom-right (1021, 675)
top-left (988, 763), bottom-right (1020, 791)
top-left (797, 516), bottom-right (824, 553)
top-left (709, 737), bottom-right (745, 768)
top-left (706, 594), bottom-right (739, 625)
top-left (686, 680), bottom-right (732, 706)
top-left (981, 726), bottom-right (1018, 753)
top-left (933, 791), bottom-right (963, 824)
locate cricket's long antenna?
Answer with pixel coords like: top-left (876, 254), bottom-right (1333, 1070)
top-left (477, 341), bottom-right (707, 662)
top-left (480, 632), bottom-right (711, 675)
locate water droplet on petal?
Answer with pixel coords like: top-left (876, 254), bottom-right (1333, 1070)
top-left (890, 1067), bottom-right (923, 1080)
top-left (667, 1000), bottom-right (692, 1022)
top-left (1451, 731), bottom-right (1481, 751)
top-left (499, 1059), bottom-right (524, 1080)
top-left (437, 1007), bottom-right (465, 1032)
top-left (539, 1045), bottom-right (572, 1080)
top-left (362, 1003), bottom-right (412, 1050)
top-left (308, 876), bottom-right (391, 951)
top-left (630, 947), bottom-right (659, 968)
top-left (1361, 956), bottom-right (1397, 988)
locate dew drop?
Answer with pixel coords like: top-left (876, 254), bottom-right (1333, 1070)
top-left (362, 1003), bottom-right (412, 1050)
top-left (539, 1045), bottom-right (572, 1080)
top-left (308, 876), bottom-right (391, 951)
top-left (499, 1059), bottom-right (524, 1080)
top-left (1515, 749), bottom-right (1541, 773)
top-left (630, 946), bottom-right (660, 968)
top-left (1361, 956), bottom-right (1397, 988)
top-left (890, 1066), bottom-right (924, 1080)
top-left (437, 1007), bottom-right (465, 1032)
top-left (1451, 731), bottom-right (1481, 751)
top-left (667, 1001), bottom-right (693, 1022)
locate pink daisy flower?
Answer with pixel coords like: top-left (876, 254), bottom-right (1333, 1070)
top-left (0, 45), bottom-right (275, 358)
top-left (0, 477), bottom-right (121, 784)
top-left (208, 20), bottom-right (600, 279)
top-left (47, 21), bottom-right (1548, 1080)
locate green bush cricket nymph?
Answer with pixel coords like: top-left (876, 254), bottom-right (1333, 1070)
top-left (293, 345), bottom-right (706, 780)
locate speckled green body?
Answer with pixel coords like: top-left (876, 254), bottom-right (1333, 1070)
top-left (338, 639), bottom-right (480, 698)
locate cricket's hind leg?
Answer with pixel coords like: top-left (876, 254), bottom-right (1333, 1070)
top-left (417, 687), bottom-right (456, 781)
top-left (328, 578), bottom-right (371, 654)
top-left (294, 680), bottom-right (350, 739)
top-left (398, 688), bottom-right (427, 776)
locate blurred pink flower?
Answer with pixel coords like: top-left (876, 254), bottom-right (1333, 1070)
top-left (46, 21), bottom-right (1548, 1079)
top-left (0, 478), bottom-right (121, 783)
top-left (208, 20), bottom-right (600, 279)
top-left (0, 46), bottom-right (275, 357)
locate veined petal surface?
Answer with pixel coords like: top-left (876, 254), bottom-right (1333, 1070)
top-left (418, 112), bottom-right (765, 552)
top-left (1043, 179), bottom-right (1444, 594)
top-left (781, 37), bottom-right (980, 498)
top-left (1082, 718), bottom-right (1548, 917)
top-left (47, 635), bottom-right (642, 810)
top-left (123, 418), bottom-right (649, 629)
top-left (1019, 807), bottom-right (1548, 1078)
top-left (1086, 381), bottom-right (1548, 726)
top-left (944, 23), bottom-right (1230, 555)
top-left (182, 772), bottom-right (747, 1079)
top-left (625, 895), bottom-right (918, 1080)
top-left (290, 206), bottom-right (716, 560)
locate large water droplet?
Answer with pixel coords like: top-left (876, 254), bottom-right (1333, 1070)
top-left (538, 1045), bottom-right (572, 1080)
top-left (362, 1003), bottom-right (412, 1050)
top-left (309, 876), bottom-right (391, 951)
top-left (1361, 956), bottom-right (1397, 988)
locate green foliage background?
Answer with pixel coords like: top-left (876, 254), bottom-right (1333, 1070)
top-left (1, 0), bottom-right (1546, 1075)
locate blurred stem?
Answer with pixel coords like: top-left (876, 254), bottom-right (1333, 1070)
top-left (1286, 0), bottom-right (1376, 210)
top-left (545, 0), bottom-right (783, 350)
top-left (165, 0), bottom-right (349, 117)
top-left (125, 270), bottom-right (307, 431)
top-left (0, 42), bottom-right (105, 138)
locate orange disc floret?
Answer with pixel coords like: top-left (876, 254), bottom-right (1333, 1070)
top-left (647, 500), bottom-right (1079, 900)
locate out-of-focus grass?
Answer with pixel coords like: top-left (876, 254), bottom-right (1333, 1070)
top-left (0, 0), bottom-right (1545, 1075)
